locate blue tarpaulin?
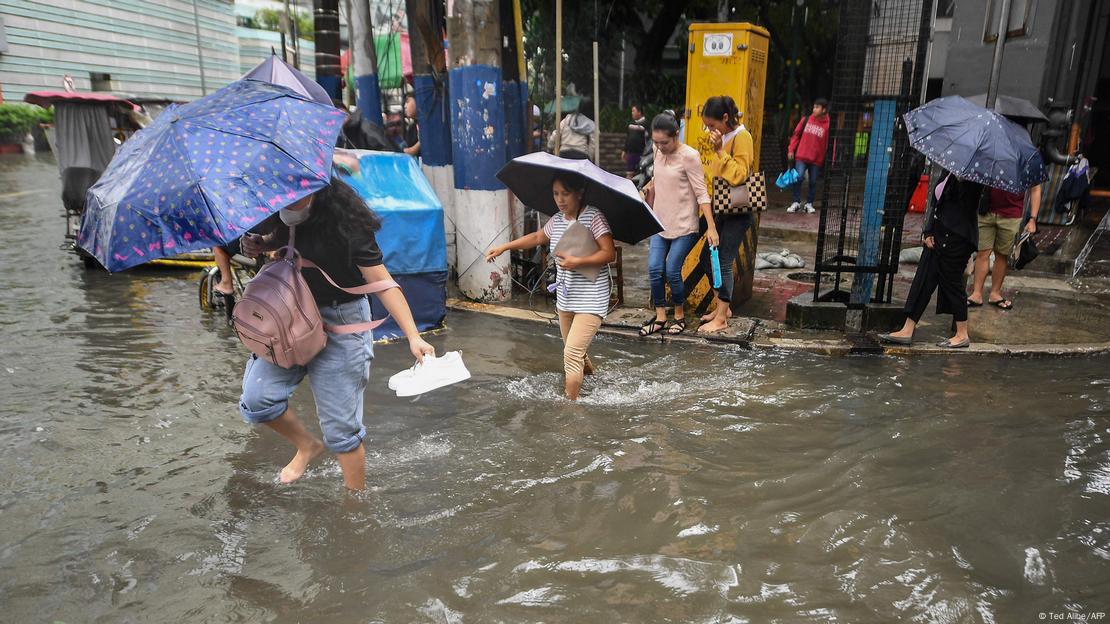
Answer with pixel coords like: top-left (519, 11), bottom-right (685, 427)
top-left (340, 151), bottom-right (448, 274)
top-left (338, 151), bottom-right (448, 339)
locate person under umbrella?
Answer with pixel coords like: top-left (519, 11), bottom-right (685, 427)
top-left (485, 173), bottom-right (615, 401)
top-left (880, 174), bottom-right (986, 348)
top-left (879, 96), bottom-right (1048, 348)
top-left (238, 179), bottom-right (435, 490)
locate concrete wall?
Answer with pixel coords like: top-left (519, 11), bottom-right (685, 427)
top-left (942, 0), bottom-right (1060, 103)
top-left (0, 0), bottom-right (239, 102)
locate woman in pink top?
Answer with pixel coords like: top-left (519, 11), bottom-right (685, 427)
top-left (640, 113), bottom-right (718, 336)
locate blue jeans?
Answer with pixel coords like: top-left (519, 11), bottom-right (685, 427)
top-left (701, 213), bottom-right (753, 302)
top-left (239, 298), bottom-right (374, 453)
top-left (648, 233), bottom-right (698, 308)
top-left (791, 160), bottom-right (821, 203)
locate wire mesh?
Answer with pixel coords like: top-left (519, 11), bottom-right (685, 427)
top-left (813, 0), bottom-right (933, 305)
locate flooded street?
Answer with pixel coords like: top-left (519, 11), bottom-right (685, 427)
top-left (2, 153), bottom-right (1110, 623)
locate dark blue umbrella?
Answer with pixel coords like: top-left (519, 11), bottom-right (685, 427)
top-left (496, 152), bottom-right (663, 244)
top-left (78, 79), bottom-right (346, 271)
top-left (241, 53), bottom-right (333, 106)
top-left (904, 95), bottom-right (1048, 194)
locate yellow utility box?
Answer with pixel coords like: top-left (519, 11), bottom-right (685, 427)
top-left (680, 23), bottom-right (770, 317)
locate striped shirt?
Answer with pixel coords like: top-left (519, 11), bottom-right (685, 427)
top-left (543, 206), bottom-right (612, 317)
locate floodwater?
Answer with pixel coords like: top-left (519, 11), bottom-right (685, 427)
top-left (2, 154), bottom-right (1110, 623)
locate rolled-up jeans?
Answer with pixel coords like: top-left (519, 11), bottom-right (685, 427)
top-left (648, 232), bottom-right (698, 308)
top-left (558, 311), bottom-right (602, 387)
top-left (238, 298), bottom-right (374, 453)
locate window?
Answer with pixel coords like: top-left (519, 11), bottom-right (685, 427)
top-left (984, 0), bottom-right (1034, 42)
top-left (937, 0), bottom-right (955, 19)
top-left (90, 72), bottom-right (112, 92)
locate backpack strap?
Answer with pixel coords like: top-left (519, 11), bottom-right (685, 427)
top-left (299, 257), bottom-right (400, 334)
top-left (281, 225), bottom-right (403, 334)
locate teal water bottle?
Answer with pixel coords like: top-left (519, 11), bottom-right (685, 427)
top-left (710, 246), bottom-right (722, 289)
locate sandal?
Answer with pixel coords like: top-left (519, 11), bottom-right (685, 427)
top-left (966, 297), bottom-right (983, 307)
top-left (667, 319), bottom-right (687, 335)
top-left (989, 298), bottom-right (1013, 310)
top-left (639, 319), bottom-right (667, 337)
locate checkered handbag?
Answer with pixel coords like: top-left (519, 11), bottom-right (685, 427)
top-left (712, 171), bottom-right (768, 215)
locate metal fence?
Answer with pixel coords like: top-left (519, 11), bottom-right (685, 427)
top-left (812, 0), bottom-right (933, 306)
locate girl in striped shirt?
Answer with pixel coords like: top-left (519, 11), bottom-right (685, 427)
top-left (486, 174), bottom-right (616, 400)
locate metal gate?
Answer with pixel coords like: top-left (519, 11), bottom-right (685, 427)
top-left (812, 0), bottom-right (934, 307)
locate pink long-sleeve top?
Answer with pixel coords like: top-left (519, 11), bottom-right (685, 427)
top-left (652, 143), bottom-right (710, 239)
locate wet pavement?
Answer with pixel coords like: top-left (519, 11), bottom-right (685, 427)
top-left (4, 153), bottom-right (1110, 622)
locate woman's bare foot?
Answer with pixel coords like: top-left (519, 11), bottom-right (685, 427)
top-left (700, 304), bottom-right (732, 322)
top-left (698, 318), bottom-right (729, 333)
top-left (279, 439), bottom-right (325, 484)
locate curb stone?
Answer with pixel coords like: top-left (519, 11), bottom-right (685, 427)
top-left (445, 299), bottom-right (1110, 358)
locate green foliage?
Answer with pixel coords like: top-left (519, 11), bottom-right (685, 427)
top-left (0, 103), bottom-right (47, 140)
top-left (253, 8), bottom-right (314, 41)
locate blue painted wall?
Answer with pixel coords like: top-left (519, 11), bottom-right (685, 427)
top-left (447, 64), bottom-right (505, 190)
top-left (355, 73), bottom-right (383, 127)
top-left (413, 74), bottom-right (452, 167)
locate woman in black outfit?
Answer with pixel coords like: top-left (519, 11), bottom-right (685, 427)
top-left (879, 174), bottom-right (985, 348)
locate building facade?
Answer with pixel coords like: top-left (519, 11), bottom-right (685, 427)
top-left (0, 0), bottom-right (240, 102)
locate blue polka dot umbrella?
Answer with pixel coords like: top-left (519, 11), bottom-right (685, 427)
top-left (904, 95), bottom-right (1049, 195)
top-left (78, 79), bottom-right (346, 272)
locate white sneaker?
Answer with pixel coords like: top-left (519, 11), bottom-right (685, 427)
top-left (388, 351), bottom-right (462, 391)
top-left (393, 351), bottom-right (471, 397)
top-left (804, 203), bottom-right (816, 213)
top-left (787, 202), bottom-right (800, 213)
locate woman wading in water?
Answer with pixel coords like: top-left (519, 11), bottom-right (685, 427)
top-left (238, 178), bottom-right (435, 490)
top-left (486, 174), bottom-right (616, 400)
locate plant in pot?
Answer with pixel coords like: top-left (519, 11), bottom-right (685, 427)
top-left (0, 104), bottom-right (45, 153)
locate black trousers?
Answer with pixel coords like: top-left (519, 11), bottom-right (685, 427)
top-left (904, 225), bottom-right (975, 323)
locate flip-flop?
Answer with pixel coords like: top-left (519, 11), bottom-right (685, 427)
top-left (989, 299), bottom-right (1013, 310)
top-left (639, 319), bottom-right (667, 337)
top-left (966, 298), bottom-right (983, 307)
top-left (667, 319), bottom-right (687, 335)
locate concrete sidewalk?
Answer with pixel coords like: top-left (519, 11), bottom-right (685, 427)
top-left (452, 205), bottom-right (1110, 357)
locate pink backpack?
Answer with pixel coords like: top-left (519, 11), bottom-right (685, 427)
top-left (232, 226), bottom-right (398, 368)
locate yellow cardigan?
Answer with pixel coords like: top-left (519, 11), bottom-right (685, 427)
top-left (707, 127), bottom-right (754, 187)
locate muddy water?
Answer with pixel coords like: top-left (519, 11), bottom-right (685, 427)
top-left (2, 154), bottom-right (1109, 623)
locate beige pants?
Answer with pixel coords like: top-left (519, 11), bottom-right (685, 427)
top-left (558, 311), bottom-right (602, 384)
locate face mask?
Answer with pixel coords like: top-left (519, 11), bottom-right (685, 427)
top-left (279, 205), bottom-right (312, 226)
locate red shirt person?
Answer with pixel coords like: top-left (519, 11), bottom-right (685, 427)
top-left (786, 98), bottom-right (831, 212)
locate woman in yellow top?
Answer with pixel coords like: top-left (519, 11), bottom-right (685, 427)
top-left (698, 95), bottom-right (755, 333)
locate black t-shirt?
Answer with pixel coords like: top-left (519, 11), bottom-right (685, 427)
top-left (403, 120), bottom-right (419, 151)
top-left (625, 118), bottom-right (648, 155)
top-left (272, 220), bottom-right (385, 305)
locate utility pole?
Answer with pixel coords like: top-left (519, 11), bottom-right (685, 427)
top-left (446, 0), bottom-right (514, 301)
top-left (190, 0), bottom-right (208, 95)
top-left (554, 0), bottom-right (562, 154)
top-left (985, 0), bottom-right (1012, 109)
top-left (407, 0), bottom-right (455, 271)
top-left (351, 0), bottom-right (382, 123)
top-left (314, 0), bottom-right (343, 98)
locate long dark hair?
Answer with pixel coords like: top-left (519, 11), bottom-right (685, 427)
top-left (702, 95), bottom-right (741, 128)
top-left (275, 177), bottom-right (381, 258)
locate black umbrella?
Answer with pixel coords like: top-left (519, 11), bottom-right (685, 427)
top-left (496, 152), bottom-right (663, 244)
top-left (966, 93), bottom-right (1048, 123)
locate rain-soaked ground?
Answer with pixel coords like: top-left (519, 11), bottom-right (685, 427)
top-left (2, 154), bottom-right (1110, 623)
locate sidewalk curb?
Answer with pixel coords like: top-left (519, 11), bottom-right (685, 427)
top-left (446, 299), bottom-right (1110, 358)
